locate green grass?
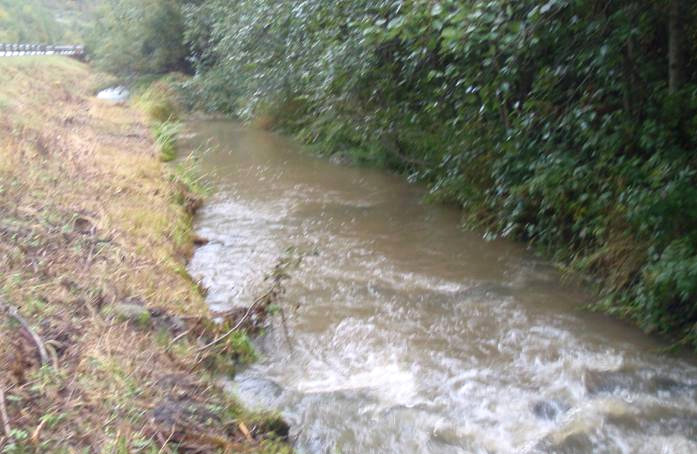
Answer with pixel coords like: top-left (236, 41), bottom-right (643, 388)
top-left (153, 119), bottom-right (181, 162)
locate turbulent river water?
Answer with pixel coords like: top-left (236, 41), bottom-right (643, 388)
top-left (186, 121), bottom-right (697, 454)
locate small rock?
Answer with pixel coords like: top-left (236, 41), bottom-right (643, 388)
top-left (584, 369), bottom-right (635, 395)
top-left (532, 399), bottom-right (569, 421)
top-left (651, 375), bottom-right (697, 393)
top-left (73, 216), bottom-right (95, 234)
top-left (151, 399), bottom-right (225, 446)
top-left (582, 368), bottom-right (697, 396)
top-left (166, 314), bottom-right (187, 333)
top-left (537, 432), bottom-right (594, 453)
top-left (151, 310), bottom-right (187, 335)
top-left (110, 303), bottom-right (151, 325)
top-left (329, 152), bottom-right (353, 166)
top-left (192, 234), bottom-right (209, 246)
top-left (255, 414), bottom-right (290, 441)
top-left (236, 376), bottom-right (283, 408)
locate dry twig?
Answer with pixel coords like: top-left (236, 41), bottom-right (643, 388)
top-left (279, 306), bottom-right (294, 354)
top-left (31, 417), bottom-right (47, 445)
top-left (166, 328), bottom-right (193, 351)
top-left (0, 387), bottom-right (11, 437)
top-left (0, 300), bottom-right (49, 366)
top-left (157, 427), bottom-right (176, 454)
top-left (238, 422), bottom-right (253, 442)
top-left (196, 289), bottom-right (272, 352)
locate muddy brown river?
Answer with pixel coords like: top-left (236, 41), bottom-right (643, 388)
top-left (186, 121), bottom-right (697, 453)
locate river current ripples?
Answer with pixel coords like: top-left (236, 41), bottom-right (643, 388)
top-left (187, 121), bottom-right (697, 454)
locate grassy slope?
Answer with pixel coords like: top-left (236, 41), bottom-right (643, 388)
top-left (0, 57), bottom-right (289, 453)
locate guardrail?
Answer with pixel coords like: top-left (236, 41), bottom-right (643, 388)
top-left (0, 44), bottom-right (85, 57)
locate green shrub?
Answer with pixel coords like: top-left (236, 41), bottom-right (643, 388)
top-left (180, 0), bottom-right (697, 348)
top-left (137, 78), bottom-right (183, 122)
top-left (153, 119), bottom-right (181, 162)
top-left (86, 0), bottom-right (189, 76)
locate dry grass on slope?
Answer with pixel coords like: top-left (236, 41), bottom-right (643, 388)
top-left (0, 57), bottom-right (290, 454)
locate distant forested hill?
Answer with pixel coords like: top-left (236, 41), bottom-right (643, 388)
top-left (0, 0), bottom-right (97, 43)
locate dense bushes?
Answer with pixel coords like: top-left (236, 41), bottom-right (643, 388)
top-left (92, 1), bottom-right (697, 348)
top-left (182, 0), bottom-right (697, 348)
top-left (87, 0), bottom-right (188, 76)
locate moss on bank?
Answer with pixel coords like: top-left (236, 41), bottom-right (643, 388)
top-left (0, 57), bottom-right (290, 453)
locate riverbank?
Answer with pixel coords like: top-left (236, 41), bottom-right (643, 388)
top-left (0, 57), bottom-right (289, 453)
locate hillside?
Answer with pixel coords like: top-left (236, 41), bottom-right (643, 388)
top-left (0, 56), bottom-right (289, 453)
top-left (0, 0), bottom-right (96, 43)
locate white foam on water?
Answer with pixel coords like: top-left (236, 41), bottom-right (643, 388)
top-left (294, 363), bottom-right (417, 407)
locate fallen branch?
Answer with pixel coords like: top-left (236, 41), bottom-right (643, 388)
top-left (238, 422), bottom-right (253, 442)
top-left (197, 251), bottom-right (302, 353)
top-left (196, 289), bottom-right (272, 353)
top-left (157, 427), bottom-right (175, 454)
top-left (0, 300), bottom-right (49, 366)
top-left (279, 307), bottom-right (294, 354)
top-left (31, 417), bottom-right (47, 445)
top-left (44, 341), bottom-right (60, 370)
top-left (0, 387), bottom-right (10, 437)
top-left (166, 328), bottom-right (192, 351)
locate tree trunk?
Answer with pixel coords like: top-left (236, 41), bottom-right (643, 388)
top-left (622, 38), bottom-right (635, 116)
top-left (668, 0), bottom-right (684, 94)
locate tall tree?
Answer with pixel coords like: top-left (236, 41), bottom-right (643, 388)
top-left (668, 0), bottom-right (684, 93)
